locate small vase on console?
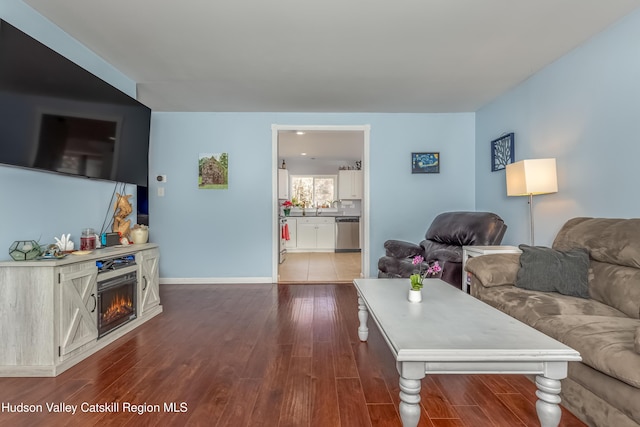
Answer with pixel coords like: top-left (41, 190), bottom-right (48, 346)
top-left (130, 225), bottom-right (149, 244)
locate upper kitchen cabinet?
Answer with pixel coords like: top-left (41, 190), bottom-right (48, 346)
top-left (278, 169), bottom-right (289, 199)
top-left (338, 170), bottom-right (363, 199)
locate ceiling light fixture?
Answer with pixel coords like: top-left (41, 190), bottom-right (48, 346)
top-left (301, 153), bottom-right (307, 156)
top-left (296, 131), bottom-right (305, 135)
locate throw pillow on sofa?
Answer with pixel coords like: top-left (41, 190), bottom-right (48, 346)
top-left (516, 244), bottom-right (590, 298)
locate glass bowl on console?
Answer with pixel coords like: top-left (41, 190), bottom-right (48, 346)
top-left (8, 240), bottom-right (42, 261)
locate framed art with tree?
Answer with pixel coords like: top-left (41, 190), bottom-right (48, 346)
top-left (491, 133), bottom-right (514, 172)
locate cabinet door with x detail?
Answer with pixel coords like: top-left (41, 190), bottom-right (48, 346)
top-left (58, 262), bottom-right (98, 357)
top-left (138, 248), bottom-right (160, 317)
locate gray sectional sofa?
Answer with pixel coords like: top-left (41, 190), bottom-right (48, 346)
top-left (465, 217), bottom-right (640, 427)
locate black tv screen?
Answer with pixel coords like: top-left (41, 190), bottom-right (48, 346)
top-left (0, 20), bottom-right (151, 186)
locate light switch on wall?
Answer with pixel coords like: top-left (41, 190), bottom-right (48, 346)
top-left (157, 187), bottom-right (165, 197)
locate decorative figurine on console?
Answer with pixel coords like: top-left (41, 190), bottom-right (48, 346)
top-left (113, 193), bottom-right (133, 239)
top-left (54, 234), bottom-right (74, 252)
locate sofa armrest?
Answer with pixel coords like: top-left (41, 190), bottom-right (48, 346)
top-left (384, 240), bottom-right (423, 258)
top-left (465, 253), bottom-right (521, 288)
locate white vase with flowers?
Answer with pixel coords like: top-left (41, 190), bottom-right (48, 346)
top-left (408, 255), bottom-right (442, 303)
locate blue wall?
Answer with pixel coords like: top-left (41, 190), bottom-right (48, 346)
top-left (0, 1), bottom-right (476, 275)
top-left (9, 0), bottom-right (637, 279)
top-left (150, 113), bottom-right (476, 280)
top-left (0, 0), bottom-right (138, 256)
top-left (475, 9), bottom-right (640, 246)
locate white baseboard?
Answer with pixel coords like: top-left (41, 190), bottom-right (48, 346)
top-left (286, 248), bottom-right (336, 253)
top-left (160, 277), bottom-right (273, 285)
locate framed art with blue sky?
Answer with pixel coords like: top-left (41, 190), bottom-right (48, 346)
top-left (411, 152), bottom-right (439, 174)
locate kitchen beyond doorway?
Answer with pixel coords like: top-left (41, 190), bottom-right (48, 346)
top-left (274, 124), bottom-right (370, 284)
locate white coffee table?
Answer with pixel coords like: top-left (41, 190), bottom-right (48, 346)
top-left (353, 278), bottom-right (581, 427)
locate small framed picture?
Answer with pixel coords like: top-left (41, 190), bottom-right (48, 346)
top-left (491, 133), bottom-right (515, 171)
top-left (198, 152), bottom-right (229, 189)
top-left (411, 152), bottom-right (439, 174)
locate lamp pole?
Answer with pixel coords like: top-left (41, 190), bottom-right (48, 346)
top-left (528, 193), bottom-right (534, 246)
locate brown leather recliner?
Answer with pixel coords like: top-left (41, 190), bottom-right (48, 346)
top-left (377, 211), bottom-right (507, 288)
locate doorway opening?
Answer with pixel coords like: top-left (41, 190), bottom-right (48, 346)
top-left (272, 125), bottom-right (370, 283)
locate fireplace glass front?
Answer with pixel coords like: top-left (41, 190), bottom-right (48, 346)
top-left (97, 269), bottom-right (137, 338)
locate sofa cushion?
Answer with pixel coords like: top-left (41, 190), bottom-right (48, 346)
top-left (590, 261), bottom-right (640, 319)
top-left (567, 362), bottom-right (640, 425)
top-left (419, 240), bottom-right (462, 263)
top-left (473, 285), bottom-right (627, 327)
top-left (636, 327), bottom-right (640, 354)
top-left (515, 245), bottom-right (590, 298)
top-left (425, 211), bottom-right (506, 246)
top-left (533, 315), bottom-right (640, 389)
top-left (465, 253), bottom-right (520, 287)
top-left (553, 217), bottom-right (640, 269)
top-left (383, 240), bottom-right (423, 259)
top-left (377, 256), bottom-right (418, 277)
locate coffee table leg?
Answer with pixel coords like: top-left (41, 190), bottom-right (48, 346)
top-left (535, 375), bottom-right (562, 427)
top-left (357, 295), bottom-right (368, 341)
top-left (397, 362), bottom-right (425, 427)
top-left (399, 376), bottom-right (421, 427)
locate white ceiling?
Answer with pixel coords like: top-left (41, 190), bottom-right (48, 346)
top-left (23, 0), bottom-right (640, 113)
top-left (278, 130), bottom-right (364, 161)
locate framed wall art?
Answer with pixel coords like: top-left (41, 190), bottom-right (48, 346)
top-left (198, 152), bottom-right (229, 189)
top-left (491, 133), bottom-right (515, 172)
top-left (411, 152), bottom-right (439, 174)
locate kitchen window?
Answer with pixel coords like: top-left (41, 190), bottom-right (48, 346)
top-left (291, 175), bottom-right (336, 207)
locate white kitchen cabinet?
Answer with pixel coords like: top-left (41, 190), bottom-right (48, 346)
top-left (297, 222), bottom-right (315, 249)
top-left (296, 217), bottom-right (335, 251)
top-left (338, 170), bottom-right (363, 199)
top-left (315, 223), bottom-right (335, 249)
top-left (278, 169), bottom-right (289, 200)
top-left (285, 218), bottom-right (297, 249)
top-left (137, 247), bottom-right (161, 317)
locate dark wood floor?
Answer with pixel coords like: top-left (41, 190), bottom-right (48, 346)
top-left (0, 284), bottom-right (586, 426)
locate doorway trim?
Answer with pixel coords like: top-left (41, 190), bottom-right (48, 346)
top-left (272, 124), bottom-right (371, 283)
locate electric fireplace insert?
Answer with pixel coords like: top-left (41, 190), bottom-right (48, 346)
top-left (96, 257), bottom-right (137, 338)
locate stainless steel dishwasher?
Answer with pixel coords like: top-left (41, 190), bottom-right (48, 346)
top-left (335, 217), bottom-right (360, 252)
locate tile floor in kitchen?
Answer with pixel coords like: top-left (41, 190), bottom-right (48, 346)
top-left (278, 252), bottom-right (362, 283)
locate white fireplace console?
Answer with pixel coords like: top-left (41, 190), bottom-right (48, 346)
top-left (0, 243), bottom-right (162, 377)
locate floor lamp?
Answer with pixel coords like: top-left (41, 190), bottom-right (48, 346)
top-left (506, 158), bottom-right (558, 245)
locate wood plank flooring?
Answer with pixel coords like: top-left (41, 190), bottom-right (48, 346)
top-left (0, 284), bottom-right (586, 426)
top-left (279, 252), bottom-right (362, 282)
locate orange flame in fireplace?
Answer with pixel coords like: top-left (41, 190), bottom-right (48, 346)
top-left (102, 293), bottom-right (133, 324)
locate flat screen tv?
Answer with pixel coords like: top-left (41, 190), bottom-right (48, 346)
top-left (0, 20), bottom-right (151, 187)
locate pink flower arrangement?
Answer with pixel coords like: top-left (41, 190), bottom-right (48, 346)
top-left (412, 255), bottom-right (425, 269)
top-left (410, 255), bottom-right (441, 290)
top-left (426, 260), bottom-right (442, 277)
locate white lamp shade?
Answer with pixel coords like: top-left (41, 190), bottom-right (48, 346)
top-left (506, 158), bottom-right (558, 196)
